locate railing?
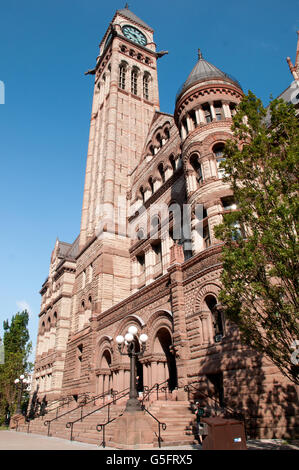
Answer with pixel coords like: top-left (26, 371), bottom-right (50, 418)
top-left (140, 404), bottom-right (167, 448)
top-left (184, 382), bottom-right (244, 420)
top-left (96, 406), bottom-right (125, 448)
top-left (141, 379), bottom-right (171, 405)
top-left (44, 388), bottom-right (116, 437)
top-left (66, 388), bottom-right (130, 441)
top-left (12, 415), bottom-right (24, 432)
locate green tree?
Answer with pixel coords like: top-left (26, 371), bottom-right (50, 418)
top-left (0, 310), bottom-right (32, 423)
top-left (214, 91), bottom-right (299, 385)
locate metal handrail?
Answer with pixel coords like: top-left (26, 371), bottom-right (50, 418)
top-left (66, 388), bottom-right (130, 441)
top-left (44, 395), bottom-right (74, 420)
top-left (141, 404), bottom-right (167, 448)
top-left (44, 388), bottom-right (115, 437)
top-left (141, 379), bottom-right (170, 405)
top-left (96, 406), bottom-right (125, 448)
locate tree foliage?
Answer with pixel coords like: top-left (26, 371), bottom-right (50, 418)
top-left (214, 91), bottom-right (299, 385)
top-left (0, 310), bottom-right (32, 423)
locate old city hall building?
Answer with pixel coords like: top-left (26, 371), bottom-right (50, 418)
top-left (31, 6), bottom-right (298, 439)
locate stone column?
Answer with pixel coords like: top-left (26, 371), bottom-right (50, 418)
top-left (145, 246), bottom-right (154, 285)
top-left (222, 101), bottom-right (231, 118)
top-left (210, 102), bottom-right (216, 120)
top-left (153, 176), bottom-right (162, 192)
top-left (164, 164), bottom-right (172, 180)
top-left (161, 232), bottom-right (171, 274)
top-left (186, 115), bottom-right (194, 133)
top-left (168, 247), bottom-right (190, 399)
top-left (185, 168), bottom-right (197, 194)
top-left (181, 124), bottom-right (187, 140)
top-left (131, 256), bottom-right (138, 293)
top-left (191, 217), bottom-right (204, 254)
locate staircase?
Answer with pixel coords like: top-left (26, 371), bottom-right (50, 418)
top-left (16, 398), bottom-right (197, 448)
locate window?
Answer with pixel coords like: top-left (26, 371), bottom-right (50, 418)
top-left (76, 344), bottom-right (83, 377)
top-left (119, 64), bottom-right (126, 90)
top-left (137, 228), bottom-right (145, 241)
top-left (202, 103), bottom-right (212, 123)
top-left (82, 270), bottom-right (86, 289)
top-left (148, 177), bottom-right (154, 195)
top-left (156, 133), bottom-right (163, 148)
top-left (151, 215), bottom-right (160, 237)
top-left (169, 155), bottom-right (176, 172)
top-left (140, 186), bottom-right (145, 203)
top-left (214, 101), bottom-right (223, 121)
top-left (158, 163), bottom-right (165, 183)
top-left (143, 74), bottom-right (149, 100)
top-left (221, 196), bottom-right (237, 211)
top-left (213, 144), bottom-right (226, 178)
top-left (189, 110), bottom-right (197, 128)
top-left (230, 103), bottom-right (237, 116)
top-left (231, 221), bottom-right (243, 241)
top-left (203, 224), bottom-right (211, 248)
top-left (131, 68), bottom-right (138, 95)
top-left (136, 254), bottom-right (145, 277)
top-left (190, 154), bottom-right (203, 184)
top-left (205, 295), bottom-right (224, 343)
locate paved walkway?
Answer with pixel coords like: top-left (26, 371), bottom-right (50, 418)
top-left (0, 430), bottom-right (298, 451)
top-left (0, 431), bottom-right (201, 450)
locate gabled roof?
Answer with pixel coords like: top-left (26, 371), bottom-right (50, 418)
top-left (116, 6), bottom-right (153, 32)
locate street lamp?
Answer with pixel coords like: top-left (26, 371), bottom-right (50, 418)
top-left (14, 375), bottom-right (29, 415)
top-left (116, 325), bottom-right (148, 412)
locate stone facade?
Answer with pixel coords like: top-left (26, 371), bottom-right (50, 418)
top-left (31, 8), bottom-right (298, 439)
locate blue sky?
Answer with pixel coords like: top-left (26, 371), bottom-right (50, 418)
top-left (0, 0), bottom-right (298, 362)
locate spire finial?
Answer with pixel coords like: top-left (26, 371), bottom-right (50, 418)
top-left (124, 2), bottom-right (129, 8)
top-left (198, 48), bottom-right (203, 60)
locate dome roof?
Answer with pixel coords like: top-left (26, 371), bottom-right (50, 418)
top-left (176, 50), bottom-right (242, 101)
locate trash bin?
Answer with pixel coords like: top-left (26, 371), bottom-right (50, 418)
top-left (201, 417), bottom-right (247, 450)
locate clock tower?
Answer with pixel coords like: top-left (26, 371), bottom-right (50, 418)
top-left (75, 7), bottom-right (161, 317)
top-left (80, 6), bottom-right (160, 249)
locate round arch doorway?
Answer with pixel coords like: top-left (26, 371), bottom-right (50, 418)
top-left (153, 327), bottom-right (177, 391)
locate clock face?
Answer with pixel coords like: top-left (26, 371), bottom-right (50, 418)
top-left (122, 25), bottom-right (147, 46)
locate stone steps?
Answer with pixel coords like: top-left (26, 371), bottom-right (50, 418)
top-left (15, 399), bottom-right (198, 448)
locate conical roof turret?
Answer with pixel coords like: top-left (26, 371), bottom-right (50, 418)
top-left (176, 49), bottom-right (242, 101)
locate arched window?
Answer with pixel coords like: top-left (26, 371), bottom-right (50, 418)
top-left (190, 154), bottom-right (203, 184)
top-left (137, 228), bottom-right (145, 241)
top-left (119, 64), bottom-right (126, 90)
top-left (148, 177), bottom-right (154, 195)
top-left (149, 145), bottom-right (155, 156)
top-left (143, 73), bottom-right (150, 100)
top-left (131, 68), bottom-right (138, 95)
top-left (140, 186), bottom-right (145, 203)
top-left (164, 128), bottom-right (170, 140)
top-left (169, 155), bottom-right (176, 172)
top-left (205, 295), bottom-right (224, 341)
top-left (156, 133), bottom-right (163, 148)
top-left (213, 144), bottom-right (226, 178)
top-left (158, 163), bottom-right (165, 183)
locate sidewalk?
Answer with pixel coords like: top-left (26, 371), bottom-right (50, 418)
top-left (0, 430), bottom-right (201, 450)
top-left (0, 430), bottom-right (298, 451)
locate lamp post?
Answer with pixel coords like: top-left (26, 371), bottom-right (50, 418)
top-left (14, 375), bottom-right (29, 415)
top-left (116, 326), bottom-right (148, 412)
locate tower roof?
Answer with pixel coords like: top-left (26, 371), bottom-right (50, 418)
top-left (176, 49), bottom-right (242, 100)
top-left (116, 5), bottom-right (153, 31)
